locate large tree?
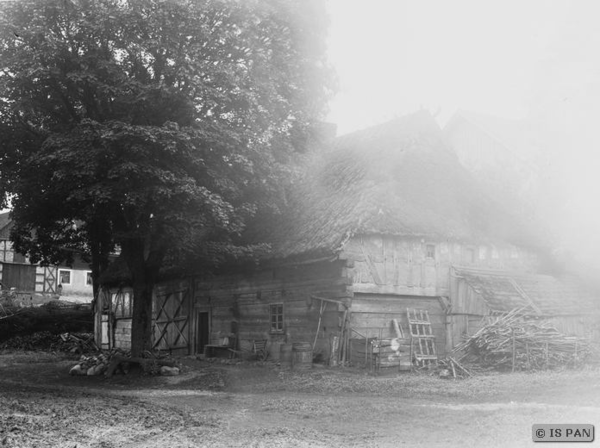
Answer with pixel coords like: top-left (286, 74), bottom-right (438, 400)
top-left (0, 0), bottom-right (333, 356)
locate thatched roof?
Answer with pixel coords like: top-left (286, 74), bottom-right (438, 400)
top-left (444, 110), bottom-right (540, 165)
top-left (456, 267), bottom-right (598, 316)
top-left (262, 111), bottom-right (536, 261)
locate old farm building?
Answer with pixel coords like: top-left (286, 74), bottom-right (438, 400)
top-left (94, 111), bottom-right (598, 365)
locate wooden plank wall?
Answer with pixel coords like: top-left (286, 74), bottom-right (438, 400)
top-left (193, 259), bottom-right (351, 359)
top-left (445, 314), bottom-right (486, 352)
top-left (547, 315), bottom-right (600, 341)
top-left (350, 294), bottom-right (446, 357)
top-left (449, 276), bottom-right (490, 316)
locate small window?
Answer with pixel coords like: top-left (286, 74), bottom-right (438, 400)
top-left (466, 248), bottom-right (475, 263)
top-left (270, 304), bottom-right (284, 333)
top-left (59, 269), bottom-right (71, 285)
top-left (112, 292), bottom-right (132, 318)
top-left (86, 272), bottom-right (93, 286)
top-left (425, 244), bottom-right (436, 259)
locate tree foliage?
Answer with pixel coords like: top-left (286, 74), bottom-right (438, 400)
top-left (0, 0), bottom-right (333, 355)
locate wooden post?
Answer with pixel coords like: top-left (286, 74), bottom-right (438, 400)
top-left (312, 301), bottom-right (326, 351)
top-left (339, 309), bottom-right (348, 365)
top-left (511, 328), bottom-right (516, 373)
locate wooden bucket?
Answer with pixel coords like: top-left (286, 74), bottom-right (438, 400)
top-left (398, 357), bottom-right (413, 371)
top-left (292, 342), bottom-right (313, 370)
top-left (279, 343), bottom-right (293, 369)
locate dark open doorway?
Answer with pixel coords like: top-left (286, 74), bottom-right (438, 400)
top-left (196, 311), bottom-right (209, 354)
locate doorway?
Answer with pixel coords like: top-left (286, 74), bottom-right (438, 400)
top-left (196, 311), bottom-right (210, 354)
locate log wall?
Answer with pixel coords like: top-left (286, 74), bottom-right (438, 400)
top-left (192, 259), bottom-right (351, 359)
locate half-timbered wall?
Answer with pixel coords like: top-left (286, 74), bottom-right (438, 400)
top-left (96, 280), bottom-right (191, 354)
top-left (342, 235), bottom-right (540, 297)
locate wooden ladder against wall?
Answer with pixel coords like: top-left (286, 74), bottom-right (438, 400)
top-left (406, 308), bottom-right (438, 367)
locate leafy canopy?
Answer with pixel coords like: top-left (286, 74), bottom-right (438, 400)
top-left (0, 0), bottom-right (333, 272)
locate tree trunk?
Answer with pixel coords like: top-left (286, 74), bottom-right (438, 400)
top-left (130, 271), bottom-right (155, 357)
top-left (122, 235), bottom-right (165, 358)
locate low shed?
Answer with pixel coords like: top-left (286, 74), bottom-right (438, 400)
top-left (447, 267), bottom-right (600, 350)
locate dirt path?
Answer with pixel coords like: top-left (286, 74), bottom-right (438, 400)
top-left (0, 353), bottom-right (598, 447)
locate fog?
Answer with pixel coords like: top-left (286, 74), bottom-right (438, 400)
top-left (327, 0), bottom-right (600, 281)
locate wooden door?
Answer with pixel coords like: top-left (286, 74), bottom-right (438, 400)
top-left (152, 285), bottom-right (190, 352)
top-left (1, 263), bottom-right (36, 291)
top-left (196, 311), bottom-right (210, 354)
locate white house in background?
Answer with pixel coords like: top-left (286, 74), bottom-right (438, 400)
top-left (0, 212), bottom-right (93, 304)
top-left (56, 259), bottom-right (94, 302)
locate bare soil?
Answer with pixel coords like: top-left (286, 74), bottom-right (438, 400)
top-left (0, 352), bottom-right (598, 447)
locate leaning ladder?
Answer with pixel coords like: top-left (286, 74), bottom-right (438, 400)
top-left (406, 308), bottom-right (438, 367)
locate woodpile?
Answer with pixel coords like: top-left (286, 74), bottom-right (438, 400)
top-left (69, 349), bottom-right (181, 377)
top-left (453, 308), bottom-right (596, 371)
top-left (0, 301), bottom-right (93, 342)
top-left (437, 357), bottom-right (472, 379)
top-left (0, 331), bottom-right (97, 353)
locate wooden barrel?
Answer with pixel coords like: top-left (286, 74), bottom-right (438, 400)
top-left (279, 343), bottom-right (293, 369)
top-left (292, 342), bottom-right (312, 370)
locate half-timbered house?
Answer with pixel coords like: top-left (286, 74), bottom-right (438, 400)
top-left (94, 111), bottom-right (598, 366)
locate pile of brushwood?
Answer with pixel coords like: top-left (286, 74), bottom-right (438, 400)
top-left (0, 301), bottom-right (93, 342)
top-left (453, 308), bottom-right (597, 371)
top-left (0, 331), bottom-right (97, 353)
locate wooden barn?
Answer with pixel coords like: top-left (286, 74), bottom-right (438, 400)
top-left (94, 111), bottom-right (598, 367)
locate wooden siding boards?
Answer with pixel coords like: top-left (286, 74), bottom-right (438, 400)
top-left (191, 260), bottom-right (351, 358)
top-left (350, 293), bottom-right (446, 356)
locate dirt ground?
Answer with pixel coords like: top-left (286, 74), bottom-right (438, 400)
top-left (0, 352), bottom-right (598, 448)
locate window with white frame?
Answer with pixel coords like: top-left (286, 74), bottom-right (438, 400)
top-left (465, 248), bottom-right (475, 264)
top-left (59, 269), bottom-right (72, 285)
top-left (270, 303), bottom-right (284, 333)
top-left (425, 244), bottom-right (436, 259)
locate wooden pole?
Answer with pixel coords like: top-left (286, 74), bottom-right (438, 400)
top-left (511, 328), bottom-right (516, 373)
top-left (392, 319), bottom-right (403, 339)
top-left (339, 309), bottom-right (348, 365)
top-left (312, 301), bottom-right (326, 351)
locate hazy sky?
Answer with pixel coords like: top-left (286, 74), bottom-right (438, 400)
top-left (325, 0), bottom-right (600, 269)
top-left (326, 0), bottom-right (575, 134)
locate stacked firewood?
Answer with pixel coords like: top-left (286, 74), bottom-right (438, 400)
top-left (454, 308), bottom-right (596, 371)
